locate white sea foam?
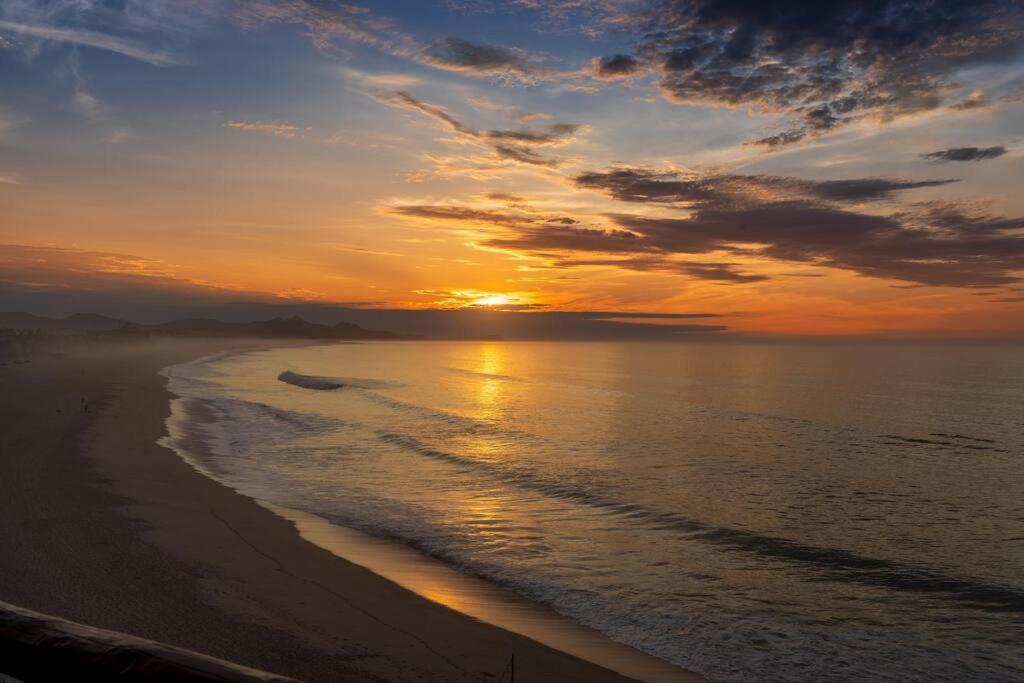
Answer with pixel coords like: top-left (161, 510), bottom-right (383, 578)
top-left (277, 369), bottom-right (400, 391)
top-left (277, 370), bottom-right (344, 390)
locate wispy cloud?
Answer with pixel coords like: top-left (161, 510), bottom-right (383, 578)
top-left (225, 119), bottom-right (308, 138)
top-left (238, 2), bottom-right (577, 85)
top-left (339, 66), bottom-right (421, 89)
top-left (0, 244), bottom-right (246, 296)
top-left (0, 108), bottom-right (15, 142)
top-left (381, 90), bottom-right (584, 171)
top-left (0, 20), bottom-right (185, 66)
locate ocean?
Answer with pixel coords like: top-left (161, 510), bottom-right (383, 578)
top-left (161, 340), bottom-right (1024, 682)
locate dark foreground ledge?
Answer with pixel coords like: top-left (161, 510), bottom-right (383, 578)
top-left (0, 600), bottom-right (300, 682)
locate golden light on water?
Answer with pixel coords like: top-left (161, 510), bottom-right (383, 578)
top-left (470, 343), bottom-right (510, 430)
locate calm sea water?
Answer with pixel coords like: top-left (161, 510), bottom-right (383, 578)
top-left (163, 341), bottom-right (1024, 682)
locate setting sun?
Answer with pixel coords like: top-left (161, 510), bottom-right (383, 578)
top-left (472, 294), bottom-right (516, 308)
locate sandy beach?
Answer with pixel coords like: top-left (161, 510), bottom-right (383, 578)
top-left (0, 337), bottom-right (664, 682)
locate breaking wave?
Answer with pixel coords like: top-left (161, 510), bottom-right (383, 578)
top-left (277, 369), bottom-right (399, 391)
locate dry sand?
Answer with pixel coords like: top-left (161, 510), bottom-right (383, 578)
top-left (0, 337), bottom-right (689, 682)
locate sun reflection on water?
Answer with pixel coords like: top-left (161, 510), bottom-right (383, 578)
top-left (469, 343), bottom-right (511, 433)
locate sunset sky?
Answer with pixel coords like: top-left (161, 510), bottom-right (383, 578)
top-left (2, 1), bottom-right (1024, 338)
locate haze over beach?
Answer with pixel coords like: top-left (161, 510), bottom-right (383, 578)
top-left (1, 2), bottom-right (1024, 682)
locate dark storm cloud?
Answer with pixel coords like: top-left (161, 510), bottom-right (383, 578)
top-left (572, 165), bottom-right (1024, 287)
top-left (595, 54), bottom-right (643, 78)
top-left (555, 256), bottom-right (768, 282)
top-left (383, 91), bottom-right (580, 167)
top-left (392, 163), bottom-right (1024, 288)
top-left (809, 179), bottom-right (957, 202)
top-left (573, 167), bottom-right (956, 205)
top-left (574, 167), bottom-right (718, 204)
top-left (606, 202), bottom-right (1024, 288)
top-left (626, 0), bottom-right (1024, 146)
top-left (388, 203), bottom-right (745, 279)
top-left (901, 202), bottom-right (1024, 237)
top-left (422, 38), bottom-right (528, 74)
top-left (482, 225), bottom-right (652, 254)
top-left (609, 205), bottom-right (898, 256)
top-left (920, 146), bottom-right (1008, 162)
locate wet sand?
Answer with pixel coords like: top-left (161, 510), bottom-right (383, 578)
top-left (0, 338), bottom-right (705, 682)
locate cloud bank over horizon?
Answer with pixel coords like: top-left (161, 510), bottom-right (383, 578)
top-left (1, 1), bottom-right (1023, 338)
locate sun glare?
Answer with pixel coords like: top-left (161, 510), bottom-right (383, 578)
top-left (472, 294), bottom-right (515, 307)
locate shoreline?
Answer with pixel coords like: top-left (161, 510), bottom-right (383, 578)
top-left (260, 502), bottom-right (698, 683)
top-left (0, 337), bottom-right (706, 682)
top-left (161, 343), bottom-right (703, 683)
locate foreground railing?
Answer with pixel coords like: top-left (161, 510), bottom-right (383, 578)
top-left (0, 600), bottom-right (300, 682)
